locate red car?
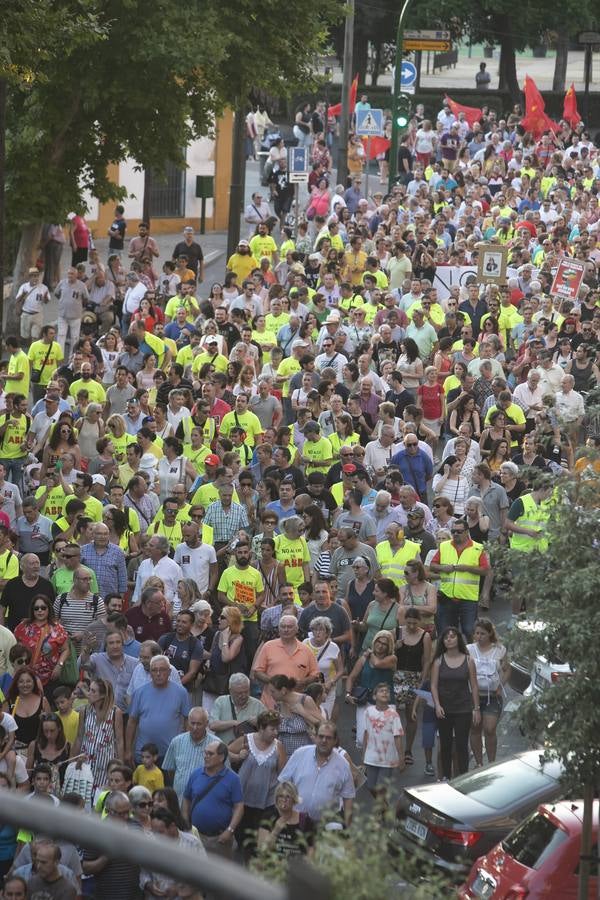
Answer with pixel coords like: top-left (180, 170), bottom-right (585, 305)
top-left (459, 800), bottom-right (598, 899)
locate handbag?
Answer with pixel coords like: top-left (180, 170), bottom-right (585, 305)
top-left (202, 666), bottom-right (230, 696)
top-left (350, 685), bottom-right (370, 705)
top-left (58, 639), bottom-right (80, 687)
top-left (31, 341), bottom-right (53, 384)
top-left (230, 698), bottom-right (257, 738)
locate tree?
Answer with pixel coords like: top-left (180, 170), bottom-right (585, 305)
top-left (254, 804), bottom-right (449, 898)
top-left (510, 472), bottom-right (600, 897)
top-left (0, 0), bottom-right (104, 325)
top-left (6, 0), bottom-right (344, 326)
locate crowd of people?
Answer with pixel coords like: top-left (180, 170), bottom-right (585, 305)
top-left (0, 90), bottom-right (599, 897)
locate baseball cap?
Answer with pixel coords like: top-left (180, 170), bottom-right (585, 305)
top-left (28, 267), bottom-right (40, 276)
top-left (238, 239), bottom-right (250, 247)
top-left (91, 474), bottom-right (106, 486)
top-left (527, 335), bottom-right (545, 345)
top-left (325, 315), bottom-right (340, 325)
top-left (291, 339), bottom-right (309, 349)
top-left (206, 338), bottom-right (218, 345)
top-left (342, 463), bottom-right (358, 474)
top-left (205, 454), bottom-right (220, 467)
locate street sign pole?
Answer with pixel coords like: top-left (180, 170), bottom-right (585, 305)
top-left (389, 0), bottom-right (412, 191)
top-left (294, 183), bottom-right (299, 240)
top-left (365, 136), bottom-right (371, 198)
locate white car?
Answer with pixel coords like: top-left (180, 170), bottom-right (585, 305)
top-left (509, 619), bottom-right (572, 700)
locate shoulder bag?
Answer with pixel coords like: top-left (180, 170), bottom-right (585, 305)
top-left (31, 341), bottom-right (54, 384)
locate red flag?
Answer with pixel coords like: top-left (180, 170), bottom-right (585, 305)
top-left (563, 83), bottom-right (581, 128)
top-left (444, 94), bottom-right (482, 128)
top-left (361, 136), bottom-right (391, 159)
top-left (521, 75), bottom-right (560, 139)
top-left (328, 75), bottom-right (358, 118)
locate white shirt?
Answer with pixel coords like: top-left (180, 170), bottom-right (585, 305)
top-left (513, 382), bottom-right (545, 418)
top-left (442, 438), bottom-right (481, 463)
top-left (364, 439), bottom-right (402, 471)
top-left (132, 555), bottom-right (183, 604)
top-left (123, 281), bottom-right (147, 314)
top-left (534, 363), bottom-right (565, 397)
top-left (173, 542), bottom-right (217, 594)
top-left (314, 351), bottom-right (347, 379)
top-left (17, 280), bottom-right (50, 313)
top-left (244, 199), bottom-right (271, 225)
top-left (554, 388), bottom-right (585, 423)
top-left (0, 481), bottom-right (22, 529)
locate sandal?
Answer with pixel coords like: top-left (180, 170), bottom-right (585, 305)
top-left (404, 752), bottom-right (414, 765)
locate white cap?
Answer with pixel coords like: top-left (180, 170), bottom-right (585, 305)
top-left (139, 453), bottom-right (158, 473)
top-left (91, 474), bottom-right (106, 486)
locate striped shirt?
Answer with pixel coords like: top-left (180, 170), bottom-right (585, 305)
top-left (161, 729), bottom-right (220, 801)
top-left (203, 500), bottom-right (250, 543)
top-left (54, 593), bottom-right (106, 651)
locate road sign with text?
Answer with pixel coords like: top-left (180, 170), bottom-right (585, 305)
top-left (404, 38), bottom-right (451, 51)
top-left (355, 108), bottom-right (384, 137)
top-left (288, 146), bottom-right (308, 182)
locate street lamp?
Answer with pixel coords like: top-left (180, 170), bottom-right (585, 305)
top-left (388, 0), bottom-right (413, 191)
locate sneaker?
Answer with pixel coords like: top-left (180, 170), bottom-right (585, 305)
top-left (424, 763), bottom-right (435, 777)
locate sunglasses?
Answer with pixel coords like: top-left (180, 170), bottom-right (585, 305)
top-left (33, 605), bottom-right (48, 612)
top-left (136, 801), bottom-right (153, 808)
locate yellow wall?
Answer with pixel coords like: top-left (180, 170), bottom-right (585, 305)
top-left (88, 111), bottom-right (234, 233)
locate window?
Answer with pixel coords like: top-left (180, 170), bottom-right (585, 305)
top-left (148, 161), bottom-right (186, 218)
top-left (502, 810), bottom-right (569, 870)
top-left (451, 757), bottom-right (561, 810)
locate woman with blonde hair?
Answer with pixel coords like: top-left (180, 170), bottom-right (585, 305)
top-left (202, 606), bottom-right (246, 714)
top-left (345, 629), bottom-right (396, 748)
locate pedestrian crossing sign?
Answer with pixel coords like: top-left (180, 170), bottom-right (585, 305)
top-left (355, 108), bottom-right (384, 137)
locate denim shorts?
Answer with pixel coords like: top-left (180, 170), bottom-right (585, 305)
top-left (479, 694), bottom-right (503, 718)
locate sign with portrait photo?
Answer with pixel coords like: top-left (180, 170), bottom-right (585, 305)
top-left (477, 244), bottom-right (509, 285)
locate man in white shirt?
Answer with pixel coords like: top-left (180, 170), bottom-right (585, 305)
top-left (554, 374), bottom-right (585, 438)
top-left (16, 268), bottom-right (50, 342)
top-left (314, 335), bottom-right (347, 379)
top-left (364, 425), bottom-right (401, 471)
top-left (132, 535), bottom-right (183, 604)
top-left (173, 522), bottom-right (217, 598)
top-left (513, 370), bottom-right (545, 425)
top-left (437, 101), bottom-right (456, 131)
top-left (534, 353), bottom-right (565, 397)
top-left (122, 272), bottom-right (147, 334)
top-left (244, 192), bottom-right (271, 228)
top-left (29, 395), bottom-right (61, 456)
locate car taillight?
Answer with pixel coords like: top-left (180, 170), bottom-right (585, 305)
top-left (504, 887), bottom-right (529, 899)
top-left (550, 671), bottom-right (571, 683)
top-left (429, 824), bottom-right (483, 847)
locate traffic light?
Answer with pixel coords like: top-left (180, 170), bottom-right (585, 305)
top-left (396, 93), bottom-right (411, 128)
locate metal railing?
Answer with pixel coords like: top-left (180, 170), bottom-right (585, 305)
top-left (0, 790), bottom-right (286, 900)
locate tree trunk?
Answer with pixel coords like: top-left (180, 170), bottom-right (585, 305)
top-left (577, 782), bottom-right (594, 900)
top-left (497, 24), bottom-right (520, 102)
top-left (8, 222), bottom-right (42, 334)
top-left (142, 169), bottom-right (152, 228)
top-left (552, 31), bottom-right (569, 93)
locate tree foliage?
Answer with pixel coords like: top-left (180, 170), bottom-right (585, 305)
top-left (5, 0), bottom-right (344, 229)
top-left (509, 474), bottom-right (600, 791)
top-left (253, 804), bottom-right (448, 899)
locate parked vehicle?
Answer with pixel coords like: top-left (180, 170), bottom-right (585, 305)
top-left (509, 620), bottom-right (571, 699)
top-left (392, 751), bottom-right (563, 881)
top-left (459, 799), bottom-right (598, 898)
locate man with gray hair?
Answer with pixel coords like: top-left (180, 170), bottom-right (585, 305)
top-left (126, 653), bottom-right (189, 765)
top-left (363, 489), bottom-right (403, 542)
top-left (126, 639), bottom-right (181, 702)
top-left (209, 674), bottom-right (266, 744)
top-left (54, 266), bottom-right (89, 350)
top-left (80, 522), bottom-right (128, 598)
top-left (131, 534), bottom-right (183, 604)
top-left (364, 425), bottom-right (401, 471)
top-left (163, 706), bottom-right (221, 800)
top-left (250, 377), bottom-right (283, 430)
top-left (251, 614), bottom-right (320, 705)
top-left (121, 269), bottom-right (147, 335)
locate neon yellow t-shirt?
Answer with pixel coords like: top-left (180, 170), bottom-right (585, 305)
top-left (0, 413), bottom-right (28, 460)
top-left (6, 350), bottom-right (30, 397)
top-left (266, 312), bottom-right (290, 333)
top-left (249, 235), bottom-right (278, 263)
top-left (276, 358), bottom-right (301, 398)
top-left (191, 482), bottom-right (240, 508)
top-left (192, 352), bottom-right (229, 375)
top-left (218, 564), bottom-right (264, 622)
top-left (219, 410), bottom-right (263, 447)
top-left (226, 253), bottom-right (260, 281)
top-left (27, 340), bottom-right (64, 387)
top-left (302, 436), bottom-right (333, 474)
top-left (35, 485), bottom-right (69, 519)
top-left (69, 378), bottom-right (106, 403)
top-left (274, 534), bottom-right (310, 588)
top-left (164, 295), bottom-right (200, 322)
top-left (329, 432), bottom-right (360, 457)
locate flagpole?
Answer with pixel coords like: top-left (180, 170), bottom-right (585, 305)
top-left (388, 0), bottom-right (413, 192)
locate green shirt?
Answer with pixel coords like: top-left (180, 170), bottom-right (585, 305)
top-left (51, 565), bottom-right (99, 595)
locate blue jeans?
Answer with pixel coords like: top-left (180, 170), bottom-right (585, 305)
top-left (436, 595), bottom-right (479, 641)
top-left (0, 457), bottom-right (25, 494)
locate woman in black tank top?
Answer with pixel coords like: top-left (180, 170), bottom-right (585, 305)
top-left (431, 627), bottom-right (480, 779)
top-left (394, 608), bottom-right (433, 765)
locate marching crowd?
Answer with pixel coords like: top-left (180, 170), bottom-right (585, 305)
top-left (0, 92), bottom-right (599, 898)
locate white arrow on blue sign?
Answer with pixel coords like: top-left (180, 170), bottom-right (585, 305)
top-left (400, 61), bottom-right (417, 87)
top-left (355, 108), bottom-right (384, 137)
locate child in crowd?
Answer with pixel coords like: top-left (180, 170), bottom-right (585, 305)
top-left (53, 686), bottom-right (80, 746)
top-left (133, 742), bottom-right (165, 792)
top-left (362, 683), bottom-right (404, 802)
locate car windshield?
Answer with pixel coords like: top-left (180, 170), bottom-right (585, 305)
top-left (451, 760), bottom-right (560, 810)
top-left (502, 810), bottom-right (569, 869)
